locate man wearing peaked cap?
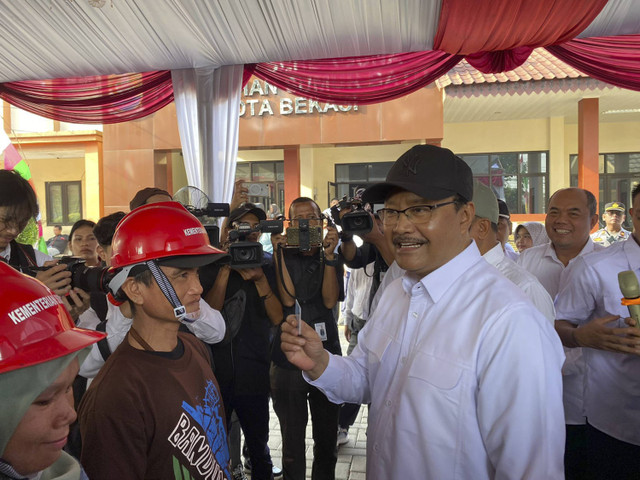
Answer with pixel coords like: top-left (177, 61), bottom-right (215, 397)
top-left (591, 201), bottom-right (631, 247)
top-left (279, 144), bottom-right (565, 479)
top-left (78, 202), bottom-right (233, 480)
top-left (469, 181), bottom-right (555, 323)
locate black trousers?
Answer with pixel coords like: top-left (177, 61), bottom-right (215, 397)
top-left (224, 392), bottom-right (274, 480)
top-left (270, 363), bottom-right (340, 480)
top-left (584, 423), bottom-right (640, 480)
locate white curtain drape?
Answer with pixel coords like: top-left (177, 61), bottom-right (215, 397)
top-left (172, 65), bottom-right (243, 204)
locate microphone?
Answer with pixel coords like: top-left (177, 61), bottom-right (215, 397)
top-left (618, 270), bottom-right (640, 329)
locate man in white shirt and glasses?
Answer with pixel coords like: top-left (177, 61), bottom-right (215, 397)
top-left (280, 145), bottom-right (565, 480)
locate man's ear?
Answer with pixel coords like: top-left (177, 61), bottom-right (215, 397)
top-left (590, 213), bottom-right (599, 230)
top-left (96, 244), bottom-right (106, 262)
top-left (121, 278), bottom-right (144, 306)
top-left (459, 201), bottom-right (475, 233)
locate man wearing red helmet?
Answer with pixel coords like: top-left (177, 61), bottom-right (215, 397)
top-left (78, 202), bottom-right (232, 480)
top-left (0, 262), bottom-right (105, 479)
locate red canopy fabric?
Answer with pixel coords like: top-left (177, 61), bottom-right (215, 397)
top-left (547, 35), bottom-right (640, 92)
top-left (434, 0), bottom-right (607, 73)
top-left (0, 71), bottom-right (173, 124)
top-left (246, 51), bottom-right (462, 105)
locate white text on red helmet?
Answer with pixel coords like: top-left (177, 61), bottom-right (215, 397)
top-left (183, 227), bottom-right (205, 236)
top-left (8, 295), bottom-right (64, 325)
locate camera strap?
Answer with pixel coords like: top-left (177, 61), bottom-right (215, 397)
top-left (276, 245), bottom-right (323, 304)
top-left (8, 240), bottom-right (37, 273)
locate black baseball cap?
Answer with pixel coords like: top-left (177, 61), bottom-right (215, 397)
top-left (497, 199), bottom-right (510, 219)
top-left (130, 187), bottom-right (172, 210)
top-left (228, 202), bottom-right (267, 224)
top-left (362, 145), bottom-right (473, 204)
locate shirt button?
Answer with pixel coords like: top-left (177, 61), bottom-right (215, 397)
top-left (386, 400), bottom-right (392, 407)
top-left (373, 444), bottom-right (379, 452)
top-left (412, 312), bottom-right (417, 318)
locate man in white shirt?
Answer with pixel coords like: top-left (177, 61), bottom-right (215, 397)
top-left (280, 145), bottom-right (565, 480)
top-left (517, 187), bottom-right (602, 479)
top-left (497, 199), bottom-right (518, 261)
top-left (554, 183), bottom-right (640, 479)
top-left (469, 181), bottom-right (555, 322)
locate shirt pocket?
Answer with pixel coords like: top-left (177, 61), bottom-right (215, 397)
top-left (365, 327), bottom-right (393, 380)
top-left (399, 351), bottom-right (466, 446)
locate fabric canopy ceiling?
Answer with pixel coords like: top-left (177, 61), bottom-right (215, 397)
top-left (0, 0), bottom-right (639, 83)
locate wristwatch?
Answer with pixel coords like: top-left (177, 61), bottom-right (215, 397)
top-left (324, 257), bottom-right (338, 267)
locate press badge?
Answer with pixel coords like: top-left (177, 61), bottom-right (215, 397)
top-left (314, 322), bottom-right (328, 341)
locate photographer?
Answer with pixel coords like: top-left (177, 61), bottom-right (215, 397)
top-left (270, 197), bottom-right (343, 480)
top-left (201, 202), bottom-right (282, 480)
top-left (0, 169), bottom-right (87, 317)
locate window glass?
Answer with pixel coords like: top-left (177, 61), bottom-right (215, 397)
top-left (235, 163), bottom-right (251, 179)
top-left (368, 162), bottom-right (393, 181)
top-left (335, 165), bottom-right (350, 182)
top-left (276, 162), bottom-right (285, 181)
top-left (252, 162), bottom-right (275, 181)
top-left (67, 184), bottom-right (82, 224)
top-left (49, 185), bottom-right (63, 224)
top-left (347, 164), bottom-right (367, 182)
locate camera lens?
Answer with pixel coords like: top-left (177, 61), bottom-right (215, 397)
top-left (234, 248), bottom-right (256, 262)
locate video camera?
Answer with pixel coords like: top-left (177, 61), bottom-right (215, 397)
top-left (228, 219), bottom-right (283, 268)
top-left (185, 202), bottom-right (230, 248)
top-left (330, 195), bottom-right (373, 236)
top-left (29, 256), bottom-right (114, 294)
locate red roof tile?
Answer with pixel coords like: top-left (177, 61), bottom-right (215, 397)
top-left (437, 48), bottom-right (587, 88)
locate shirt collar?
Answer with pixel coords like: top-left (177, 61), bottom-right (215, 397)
top-left (402, 240), bottom-right (481, 303)
top-left (624, 235), bottom-right (640, 272)
top-left (482, 242), bottom-right (504, 266)
top-left (0, 243), bottom-right (10, 261)
top-left (544, 237), bottom-right (596, 263)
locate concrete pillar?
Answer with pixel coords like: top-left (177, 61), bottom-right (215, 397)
top-left (84, 141), bottom-right (104, 219)
top-left (283, 145), bottom-right (300, 216)
top-left (578, 98), bottom-right (599, 203)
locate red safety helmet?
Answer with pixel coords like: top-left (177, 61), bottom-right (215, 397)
top-left (111, 201), bottom-right (228, 269)
top-left (0, 263), bottom-right (106, 375)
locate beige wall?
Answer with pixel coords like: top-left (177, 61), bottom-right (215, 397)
top-left (28, 156), bottom-right (86, 238)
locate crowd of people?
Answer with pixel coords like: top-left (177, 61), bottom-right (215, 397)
top-left (1, 143), bottom-right (639, 480)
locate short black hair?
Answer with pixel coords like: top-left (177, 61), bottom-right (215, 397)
top-left (548, 188), bottom-right (597, 217)
top-left (289, 197), bottom-right (322, 218)
top-left (69, 219), bottom-right (97, 242)
top-left (54, 225), bottom-right (62, 230)
top-left (632, 183), bottom-right (640, 204)
top-left (0, 169), bottom-right (38, 228)
top-left (93, 211), bottom-right (126, 247)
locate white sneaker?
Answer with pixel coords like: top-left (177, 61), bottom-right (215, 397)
top-left (337, 427), bottom-right (350, 446)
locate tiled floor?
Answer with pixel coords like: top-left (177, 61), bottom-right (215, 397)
top-left (252, 335), bottom-right (368, 480)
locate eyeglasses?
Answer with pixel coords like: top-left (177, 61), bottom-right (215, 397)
top-left (376, 201), bottom-right (456, 226)
top-left (606, 211), bottom-right (623, 217)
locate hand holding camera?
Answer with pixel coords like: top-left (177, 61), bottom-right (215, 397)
top-left (323, 225), bottom-right (339, 258)
top-left (34, 260), bottom-right (72, 296)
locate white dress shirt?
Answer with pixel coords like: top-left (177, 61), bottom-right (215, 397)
top-left (78, 298), bottom-right (226, 378)
top-left (483, 242), bottom-right (555, 323)
top-left (1, 242), bottom-right (52, 266)
top-left (504, 241), bottom-right (519, 261)
top-left (554, 238), bottom-right (640, 445)
top-left (308, 242), bottom-right (565, 480)
top-left (517, 238), bottom-right (604, 424)
top-left (343, 262), bottom-right (374, 327)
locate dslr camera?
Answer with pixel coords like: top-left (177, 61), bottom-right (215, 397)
top-left (285, 219), bottom-right (324, 252)
top-left (330, 195), bottom-right (373, 236)
top-left (228, 219), bottom-right (283, 268)
top-left (28, 256), bottom-right (114, 293)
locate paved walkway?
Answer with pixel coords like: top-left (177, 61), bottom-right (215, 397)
top-left (252, 335), bottom-right (369, 479)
